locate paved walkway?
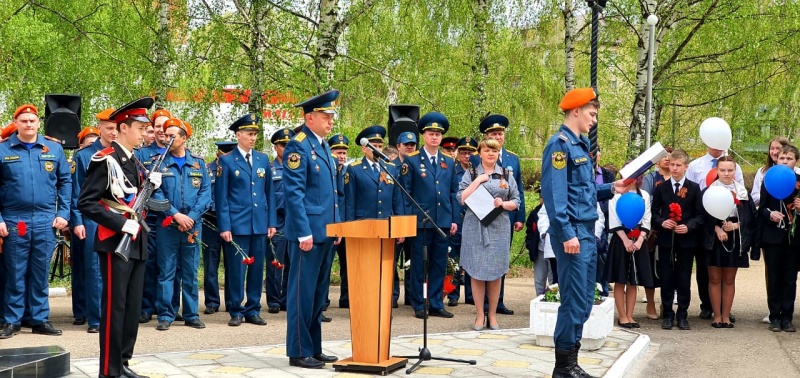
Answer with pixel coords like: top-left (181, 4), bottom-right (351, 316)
top-left (68, 328), bottom-right (646, 378)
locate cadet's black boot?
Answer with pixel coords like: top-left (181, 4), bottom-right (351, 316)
top-left (552, 348), bottom-right (580, 378)
top-left (570, 343), bottom-right (596, 378)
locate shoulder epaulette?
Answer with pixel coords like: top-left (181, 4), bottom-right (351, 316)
top-left (350, 160), bottom-right (362, 166)
top-left (91, 147), bottom-right (115, 161)
top-left (43, 135), bottom-right (61, 143)
top-left (408, 150), bottom-right (420, 157)
top-left (384, 161), bottom-right (395, 166)
top-left (76, 144), bottom-right (90, 152)
top-left (294, 132), bottom-right (307, 142)
top-left (558, 132), bottom-right (569, 142)
top-left (190, 152), bottom-right (203, 160)
top-left (506, 149), bottom-right (518, 156)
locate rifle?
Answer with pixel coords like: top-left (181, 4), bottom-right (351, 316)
top-left (114, 137), bottom-right (175, 261)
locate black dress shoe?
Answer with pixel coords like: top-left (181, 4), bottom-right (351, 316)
top-left (496, 307), bottom-right (514, 315)
top-left (447, 299), bottom-right (458, 307)
top-left (617, 321), bottom-right (633, 329)
top-left (268, 307), bottom-right (280, 314)
top-left (245, 315), bottom-right (267, 326)
top-left (0, 323), bottom-right (21, 339)
top-left (782, 321), bottom-right (796, 332)
top-left (228, 316), bottom-right (243, 326)
top-left (465, 299), bottom-right (475, 305)
top-left (769, 320), bottom-right (782, 332)
top-left (392, 301), bottom-right (399, 309)
top-left (175, 314), bottom-right (184, 322)
top-left (339, 301), bottom-right (349, 309)
top-left (313, 353), bottom-right (338, 362)
top-left (122, 365), bottom-right (149, 378)
top-left (729, 313), bottom-right (736, 323)
top-left (138, 313), bottom-right (152, 323)
top-left (428, 309), bottom-right (454, 318)
top-left (185, 319), bottom-right (206, 329)
top-left (677, 319), bottom-right (691, 330)
top-left (73, 317), bottom-right (86, 326)
top-left (87, 325), bottom-right (100, 333)
top-left (661, 318), bottom-right (673, 330)
top-left (280, 306), bottom-right (287, 311)
top-left (699, 309), bottom-right (713, 320)
top-left (320, 314), bottom-right (332, 322)
top-left (414, 310), bottom-right (426, 319)
top-left (289, 357), bottom-right (325, 369)
top-left (32, 322), bottom-right (62, 336)
top-left (203, 307), bottom-right (218, 315)
top-left (155, 321), bottom-right (171, 331)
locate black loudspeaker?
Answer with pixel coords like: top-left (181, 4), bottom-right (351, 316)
top-left (44, 94), bottom-right (81, 149)
top-left (388, 104), bottom-right (419, 146)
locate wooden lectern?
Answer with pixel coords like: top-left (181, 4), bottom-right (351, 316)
top-left (327, 215), bottom-right (416, 375)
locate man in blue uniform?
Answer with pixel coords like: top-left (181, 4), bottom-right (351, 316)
top-left (399, 111), bottom-right (459, 319)
top-left (71, 109), bottom-right (118, 333)
top-left (0, 104), bottom-right (71, 339)
top-left (446, 136), bottom-right (477, 307)
top-left (345, 125), bottom-right (405, 222)
top-left (265, 128), bottom-right (294, 314)
top-left (541, 88), bottom-right (621, 378)
top-left (152, 118), bottom-right (211, 331)
top-left (393, 132), bottom-right (417, 307)
top-left (136, 108), bottom-right (180, 323)
top-left (215, 113), bottom-right (277, 327)
top-left (327, 133), bottom-right (349, 312)
top-left (283, 89), bottom-right (342, 369)
top-left (466, 114), bottom-right (525, 315)
top-left (202, 141), bottom-right (237, 315)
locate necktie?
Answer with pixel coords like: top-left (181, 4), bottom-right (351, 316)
top-left (674, 182), bottom-right (680, 194)
top-left (245, 153), bottom-right (252, 167)
top-left (373, 163), bottom-right (380, 179)
top-left (711, 158), bottom-right (718, 168)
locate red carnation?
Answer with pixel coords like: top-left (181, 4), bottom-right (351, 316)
top-left (531, 223), bottom-right (537, 232)
top-left (17, 221), bottom-right (26, 236)
top-left (271, 260), bottom-right (279, 267)
top-left (731, 191), bottom-right (741, 206)
top-left (627, 229), bottom-right (641, 239)
top-left (242, 256), bottom-right (255, 265)
top-left (443, 275), bottom-right (456, 295)
top-left (668, 203), bottom-right (682, 222)
top-left (161, 216), bottom-right (174, 228)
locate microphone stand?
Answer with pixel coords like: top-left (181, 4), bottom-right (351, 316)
top-left (374, 156), bottom-right (477, 374)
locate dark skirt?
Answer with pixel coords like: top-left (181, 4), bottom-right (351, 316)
top-left (606, 234), bottom-right (654, 287)
top-left (705, 230), bottom-right (750, 268)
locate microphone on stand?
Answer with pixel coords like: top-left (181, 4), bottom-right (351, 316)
top-left (360, 138), bottom-right (391, 161)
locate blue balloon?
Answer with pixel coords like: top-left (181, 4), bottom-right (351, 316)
top-left (616, 192), bottom-right (645, 230)
top-left (765, 165), bottom-right (796, 200)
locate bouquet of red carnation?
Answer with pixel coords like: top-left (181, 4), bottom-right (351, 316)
top-left (627, 229), bottom-right (641, 239)
top-left (668, 203), bottom-right (682, 265)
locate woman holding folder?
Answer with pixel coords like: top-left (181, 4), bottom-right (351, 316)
top-left (457, 138), bottom-right (520, 331)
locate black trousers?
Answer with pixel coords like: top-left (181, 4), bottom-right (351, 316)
top-left (694, 248), bottom-right (711, 312)
top-left (98, 252), bottom-right (145, 377)
top-left (658, 247), bottom-right (695, 320)
top-left (763, 243), bottom-right (799, 323)
top-left (337, 240), bottom-right (349, 305)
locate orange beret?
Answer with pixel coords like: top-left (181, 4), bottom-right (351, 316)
top-left (78, 127), bottom-right (100, 143)
top-left (559, 88), bottom-right (597, 111)
top-left (162, 118), bottom-right (192, 138)
top-left (1, 123), bottom-right (17, 139)
top-left (151, 109), bottom-right (172, 121)
top-left (95, 108), bottom-right (115, 121)
top-left (13, 104), bottom-right (38, 119)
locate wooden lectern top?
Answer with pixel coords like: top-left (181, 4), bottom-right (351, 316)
top-left (327, 215), bottom-right (416, 239)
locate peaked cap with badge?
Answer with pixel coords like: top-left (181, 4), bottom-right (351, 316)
top-left (417, 111), bottom-right (449, 134)
top-left (456, 136), bottom-right (478, 152)
top-left (109, 97), bottom-right (154, 124)
top-left (356, 125), bottom-right (386, 144)
top-left (479, 114), bottom-right (509, 134)
top-left (328, 134), bottom-right (349, 150)
top-left (270, 128), bottom-right (295, 145)
top-left (294, 89), bottom-right (340, 114)
top-left (230, 113), bottom-right (261, 132)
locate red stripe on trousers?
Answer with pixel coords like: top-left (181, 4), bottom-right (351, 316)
top-left (103, 253), bottom-right (112, 375)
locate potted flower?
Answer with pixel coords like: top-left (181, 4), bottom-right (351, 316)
top-left (442, 257), bottom-right (459, 296)
top-left (529, 283), bottom-right (615, 350)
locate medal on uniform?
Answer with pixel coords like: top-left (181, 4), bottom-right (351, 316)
top-left (256, 167), bottom-right (266, 178)
top-left (420, 164), bottom-right (427, 178)
top-left (311, 150), bottom-right (317, 160)
top-left (379, 171), bottom-right (387, 184)
top-left (235, 170), bottom-right (240, 176)
top-left (315, 164), bottom-right (320, 172)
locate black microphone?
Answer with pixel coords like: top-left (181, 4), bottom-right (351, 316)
top-left (360, 138), bottom-right (391, 161)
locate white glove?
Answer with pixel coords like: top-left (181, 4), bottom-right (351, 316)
top-left (122, 219), bottom-right (141, 236)
top-left (148, 172), bottom-right (162, 189)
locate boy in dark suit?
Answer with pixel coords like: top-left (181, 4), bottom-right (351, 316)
top-left (651, 149), bottom-right (704, 330)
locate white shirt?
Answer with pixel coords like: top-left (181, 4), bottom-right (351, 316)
top-left (670, 177), bottom-right (686, 194)
top-left (538, 204), bottom-right (604, 259)
top-left (609, 191), bottom-right (652, 231)
top-left (686, 153), bottom-right (744, 190)
top-left (237, 146), bottom-right (252, 165)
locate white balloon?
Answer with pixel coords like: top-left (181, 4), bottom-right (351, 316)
top-left (702, 186), bottom-right (736, 221)
top-left (699, 117), bottom-right (732, 150)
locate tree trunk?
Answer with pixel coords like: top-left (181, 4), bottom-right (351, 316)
top-left (562, 0), bottom-right (576, 91)
top-left (472, 0), bottom-right (489, 120)
top-left (154, 0), bottom-right (171, 109)
top-left (249, 0), bottom-right (269, 149)
top-left (316, 0), bottom-right (339, 90)
top-left (627, 0), bottom-right (659, 159)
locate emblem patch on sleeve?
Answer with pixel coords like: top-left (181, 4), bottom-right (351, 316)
top-left (216, 166), bottom-right (222, 177)
top-left (344, 172), bottom-right (350, 184)
top-left (552, 151), bottom-right (566, 170)
top-left (401, 163), bottom-right (409, 175)
top-left (287, 153), bottom-right (301, 170)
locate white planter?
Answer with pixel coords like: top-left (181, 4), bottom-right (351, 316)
top-left (529, 294), bottom-right (615, 351)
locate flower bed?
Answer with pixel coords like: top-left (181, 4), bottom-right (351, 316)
top-left (529, 285), bottom-right (615, 351)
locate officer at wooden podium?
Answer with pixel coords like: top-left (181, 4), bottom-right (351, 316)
top-left (283, 89), bottom-right (342, 369)
top-left (78, 97), bottom-right (160, 378)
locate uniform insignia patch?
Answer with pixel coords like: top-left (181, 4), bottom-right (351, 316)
top-left (70, 160), bottom-right (76, 174)
top-left (216, 166), bottom-right (222, 177)
top-left (235, 170), bottom-right (240, 176)
top-left (192, 177), bottom-right (201, 188)
top-left (294, 132), bottom-right (307, 142)
top-left (287, 153), bottom-right (301, 170)
top-left (401, 163), bottom-right (409, 175)
top-left (344, 172), bottom-right (350, 185)
top-left (44, 161), bottom-right (54, 172)
top-left (573, 157), bottom-right (588, 164)
top-left (552, 151), bottom-right (567, 170)
top-left (558, 132), bottom-right (569, 142)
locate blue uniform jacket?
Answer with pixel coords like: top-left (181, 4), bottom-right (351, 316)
top-left (399, 149), bottom-right (459, 228)
top-left (470, 148), bottom-right (526, 224)
top-left (453, 163), bottom-right (468, 225)
top-left (134, 143), bottom-right (165, 173)
top-left (344, 157), bottom-right (405, 221)
top-left (215, 148), bottom-right (276, 235)
top-left (71, 139), bottom-right (105, 227)
top-left (0, 133), bottom-right (71, 224)
top-left (541, 125), bottom-right (612, 243)
top-left (152, 152), bottom-right (212, 226)
top-left (282, 126), bottom-right (340, 241)
top-left (205, 159), bottom-right (219, 215)
top-left (270, 160), bottom-right (286, 230)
